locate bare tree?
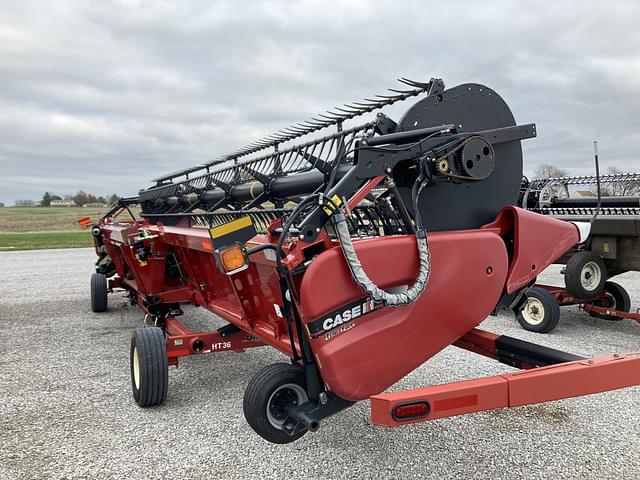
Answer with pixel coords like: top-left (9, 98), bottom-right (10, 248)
top-left (603, 166), bottom-right (640, 196)
top-left (534, 163), bottom-right (570, 179)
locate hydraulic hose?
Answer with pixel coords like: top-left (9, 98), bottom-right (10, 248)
top-left (332, 211), bottom-right (431, 306)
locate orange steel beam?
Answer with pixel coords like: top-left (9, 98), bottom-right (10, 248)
top-left (370, 352), bottom-right (640, 427)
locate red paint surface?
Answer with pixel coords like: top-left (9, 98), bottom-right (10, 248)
top-left (482, 207), bottom-right (579, 293)
top-left (97, 206), bottom-right (581, 399)
top-left (370, 353), bottom-right (640, 427)
top-left (300, 230), bottom-right (509, 400)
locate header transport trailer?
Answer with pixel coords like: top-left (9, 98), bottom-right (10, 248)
top-left (89, 77), bottom-right (639, 443)
top-left (514, 173), bottom-right (640, 332)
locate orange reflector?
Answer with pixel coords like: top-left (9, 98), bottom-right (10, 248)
top-left (78, 216), bottom-right (91, 229)
top-left (220, 245), bottom-right (246, 273)
top-left (392, 401), bottom-right (430, 421)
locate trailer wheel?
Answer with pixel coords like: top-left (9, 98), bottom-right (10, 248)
top-left (589, 281), bottom-right (631, 321)
top-left (90, 273), bottom-right (108, 312)
top-left (516, 287), bottom-right (560, 333)
top-left (243, 363), bottom-right (309, 444)
top-left (564, 251), bottom-right (606, 300)
top-left (130, 327), bottom-right (168, 407)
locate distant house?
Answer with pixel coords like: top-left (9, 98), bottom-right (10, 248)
top-left (571, 190), bottom-right (596, 198)
top-left (50, 200), bottom-right (76, 207)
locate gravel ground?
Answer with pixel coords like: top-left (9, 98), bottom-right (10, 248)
top-left (0, 248), bottom-right (638, 479)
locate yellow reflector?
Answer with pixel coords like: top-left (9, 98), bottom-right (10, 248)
top-left (220, 245), bottom-right (246, 272)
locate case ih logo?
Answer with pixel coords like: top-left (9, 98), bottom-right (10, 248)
top-left (308, 297), bottom-right (378, 339)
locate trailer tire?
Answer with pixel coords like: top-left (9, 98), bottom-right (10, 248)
top-left (564, 251), bottom-right (606, 300)
top-left (243, 363), bottom-right (309, 444)
top-left (90, 273), bottom-right (108, 312)
top-left (515, 287), bottom-right (560, 333)
top-left (130, 327), bottom-right (168, 407)
top-left (589, 281), bottom-right (631, 321)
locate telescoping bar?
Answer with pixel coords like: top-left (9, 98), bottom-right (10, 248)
top-left (370, 328), bottom-right (640, 426)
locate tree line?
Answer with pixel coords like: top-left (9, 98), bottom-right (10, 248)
top-left (11, 191), bottom-right (122, 207)
top-left (4, 164), bottom-right (638, 208)
top-left (533, 164), bottom-right (639, 196)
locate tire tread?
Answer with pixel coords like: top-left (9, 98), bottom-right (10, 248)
top-left (516, 287), bottom-right (560, 333)
top-left (90, 273), bottom-right (108, 312)
top-left (130, 327), bottom-right (168, 407)
top-left (243, 363), bottom-right (307, 444)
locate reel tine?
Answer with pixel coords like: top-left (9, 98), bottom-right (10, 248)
top-left (352, 100), bottom-right (380, 107)
top-left (317, 113), bottom-right (339, 121)
top-left (285, 126), bottom-right (307, 134)
top-left (342, 103), bottom-right (366, 112)
top-left (325, 110), bottom-right (349, 120)
top-left (387, 88), bottom-right (418, 95)
top-left (334, 106), bottom-right (359, 114)
top-left (310, 116), bottom-right (332, 126)
top-left (274, 130), bottom-right (294, 138)
top-left (271, 132), bottom-right (291, 140)
top-left (397, 77), bottom-right (421, 88)
top-left (302, 120), bottom-right (326, 128)
top-left (296, 122), bottom-right (315, 132)
top-left (374, 94), bottom-right (399, 100)
top-left (194, 76), bottom-right (436, 169)
top-left (398, 77), bottom-right (431, 89)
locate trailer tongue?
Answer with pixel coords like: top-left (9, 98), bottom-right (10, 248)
top-left (89, 77), bottom-right (639, 443)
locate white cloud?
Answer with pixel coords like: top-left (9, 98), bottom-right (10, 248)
top-left (0, 0), bottom-right (639, 204)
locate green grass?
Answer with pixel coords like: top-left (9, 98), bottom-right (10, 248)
top-left (0, 231), bottom-right (94, 250)
top-left (0, 206), bottom-right (138, 251)
top-left (0, 206), bottom-right (110, 233)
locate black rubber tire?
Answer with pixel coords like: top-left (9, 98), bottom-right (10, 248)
top-left (90, 273), bottom-right (108, 312)
top-left (243, 363), bottom-right (309, 444)
top-left (589, 281), bottom-right (631, 321)
top-left (564, 251), bottom-right (607, 300)
top-left (130, 327), bottom-right (168, 407)
top-left (515, 287), bottom-right (560, 333)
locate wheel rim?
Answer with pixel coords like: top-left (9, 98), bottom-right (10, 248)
top-left (598, 292), bottom-right (617, 309)
top-left (133, 346), bottom-right (141, 390)
top-left (580, 261), bottom-right (602, 292)
top-left (522, 297), bottom-right (545, 326)
top-left (266, 383), bottom-right (308, 430)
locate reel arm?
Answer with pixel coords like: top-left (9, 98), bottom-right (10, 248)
top-left (298, 123), bottom-right (537, 242)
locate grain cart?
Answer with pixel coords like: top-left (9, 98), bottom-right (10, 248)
top-left (89, 78), bottom-right (640, 443)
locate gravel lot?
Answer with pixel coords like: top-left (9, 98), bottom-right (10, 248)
top-left (0, 248), bottom-right (638, 479)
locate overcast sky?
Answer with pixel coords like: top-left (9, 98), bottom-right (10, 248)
top-left (1, 0), bottom-right (639, 204)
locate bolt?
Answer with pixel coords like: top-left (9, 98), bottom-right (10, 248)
top-left (319, 392), bottom-right (328, 405)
